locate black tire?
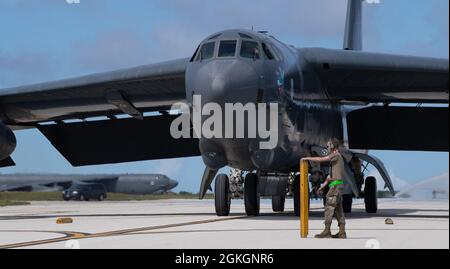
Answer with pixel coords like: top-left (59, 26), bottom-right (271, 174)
top-left (244, 173), bottom-right (260, 216)
top-left (79, 194), bottom-right (85, 201)
top-left (272, 196), bottom-right (285, 212)
top-left (322, 186), bottom-right (329, 207)
top-left (364, 176), bottom-right (378, 213)
top-left (342, 194), bottom-right (353, 213)
top-left (98, 194), bottom-right (105, 201)
top-left (63, 196), bottom-right (70, 201)
top-left (293, 175), bottom-right (311, 216)
top-left (293, 175), bottom-right (300, 217)
top-left (215, 174), bottom-right (231, 216)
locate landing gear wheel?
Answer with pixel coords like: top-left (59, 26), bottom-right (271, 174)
top-left (272, 196), bottom-right (285, 212)
top-left (293, 175), bottom-right (300, 217)
top-left (215, 174), bottom-right (231, 216)
top-left (342, 194), bottom-right (353, 213)
top-left (244, 173), bottom-right (260, 216)
top-left (364, 176), bottom-right (378, 213)
top-left (322, 186), bottom-right (329, 207)
top-left (293, 175), bottom-right (310, 216)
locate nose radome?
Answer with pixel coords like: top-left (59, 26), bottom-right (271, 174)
top-left (209, 61), bottom-right (259, 104)
top-left (188, 59), bottom-right (260, 104)
top-left (211, 76), bottom-right (227, 97)
top-left (169, 179), bottom-right (178, 189)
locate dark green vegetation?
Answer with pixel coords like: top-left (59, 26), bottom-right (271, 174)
top-left (377, 190), bottom-right (399, 199)
top-left (0, 192), bottom-right (213, 204)
top-left (0, 200), bottom-right (30, 207)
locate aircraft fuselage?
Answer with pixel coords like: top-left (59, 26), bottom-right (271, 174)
top-left (186, 29), bottom-right (343, 173)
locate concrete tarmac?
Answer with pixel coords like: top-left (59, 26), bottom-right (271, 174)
top-left (0, 199), bottom-right (448, 249)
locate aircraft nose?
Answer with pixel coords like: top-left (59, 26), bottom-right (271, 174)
top-left (188, 60), bottom-right (260, 104)
top-left (210, 75), bottom-right (227, 99)
top-left (169, 179), bottom-right (178, 189)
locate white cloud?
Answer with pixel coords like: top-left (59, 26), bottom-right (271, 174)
top-left (367, 168), bottom-right (411, 192)
top-left (367, 168), bottom-right (450, 200)
top-left (151, 159), bottom-right (185, 179)
top-left (397, 172), bottom-right (449, 199)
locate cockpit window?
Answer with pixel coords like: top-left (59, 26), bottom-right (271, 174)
top-left (218, 40), bottom-right (237, 57)
top-left (190, 45), bottom-right (200, 62)
top-left (240, 41), bottom-right (260, 59)
top-left (197, 42), bottom-right (215, 61)
top-left (262, 43), bottom-right (275, 60)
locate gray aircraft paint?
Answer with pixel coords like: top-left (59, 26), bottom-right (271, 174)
top-left (0, 0), bottom-right (447, 198)
top-left (0, 174), bottom-right (178, 194)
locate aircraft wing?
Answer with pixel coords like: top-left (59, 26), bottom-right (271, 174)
top-left (0, 181), bottom-right (73, 192)
top-left (0, 58), bottom-right (189, 124)
top-left (0, 175), bottom-right (119, 192)
top-left (0, 58), bottom-right (201, 166)
top-left (0, 157), bottom-right (15, 168)
top-left (299, 48), bottom-right (449, 152)
top-left (0, 184), bottom-right (34, 192)
top-left (299, 48), bottom-right (449, 104)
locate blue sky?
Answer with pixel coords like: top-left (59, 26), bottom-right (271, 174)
top-left (0, 0), bottom-right (448, 192)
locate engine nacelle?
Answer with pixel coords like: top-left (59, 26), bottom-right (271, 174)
top-left (0, 122), bottom-right (16, 160)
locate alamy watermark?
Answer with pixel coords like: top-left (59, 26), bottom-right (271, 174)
top-left (170, 95), bottom-right (279, 150)
top-left (65, 239), bottom-right (81, 249)
top-left (365, 239), bottom-right (381, 249)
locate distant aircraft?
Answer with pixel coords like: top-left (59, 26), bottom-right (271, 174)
top-left (0, 0), bottom-right (448, 216)
top-left (0, 174), bottom-right (178, 194)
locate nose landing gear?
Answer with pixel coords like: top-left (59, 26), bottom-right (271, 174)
top-left (214, 169), bottom-right (262, 217)
top-left (214, 174), bottom-right (231, 216)
top-left (244, 173), bottom-right (260, 216)
top-left (272, 195), bottom-right (285, 212)
top-left (214, 171), bottom-right (293, 216)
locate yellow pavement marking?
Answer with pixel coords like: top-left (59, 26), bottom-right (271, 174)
top-left (0, 215), bottom-right (250, 249)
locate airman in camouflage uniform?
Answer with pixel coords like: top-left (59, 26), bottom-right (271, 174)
top-left (302, 138), bottom-right (347, 239)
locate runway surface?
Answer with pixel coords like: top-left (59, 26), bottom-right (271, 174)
top-left (0, 199), bottom-right (448, 249)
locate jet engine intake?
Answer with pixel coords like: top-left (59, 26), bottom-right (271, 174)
top-left (0, 122), bottom-right (16, 161)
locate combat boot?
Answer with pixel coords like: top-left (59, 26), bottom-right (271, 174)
top-left (332, 224), bottom-right (347, 239)
top-left (315, 224), bottom-right (332, 238)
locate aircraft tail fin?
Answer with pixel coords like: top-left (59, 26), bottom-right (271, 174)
top-left (343, 0), bottom-right (363, 50)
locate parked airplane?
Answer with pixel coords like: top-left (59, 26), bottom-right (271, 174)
top-left (0, 174), bottom-right (178, 194)
top-left (0, 0), bottom-right (448, 216)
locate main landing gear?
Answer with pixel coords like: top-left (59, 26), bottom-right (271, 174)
top-left (339, 176), bottom-right (377, 214)
top-left (364, 176), bottom-right (378, 213)
top-left (214, 170), bottom-right (261, 217)
top-left (321, 176), bottom-right (378, 214)
top-left (213, 169), bottom-right (379, 217)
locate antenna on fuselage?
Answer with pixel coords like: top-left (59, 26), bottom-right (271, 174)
top-left (343, 0), bottom-right (364, 50)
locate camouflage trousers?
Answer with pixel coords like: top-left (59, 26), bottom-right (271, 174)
top-left (324, 185), bottom-right (346, 226)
